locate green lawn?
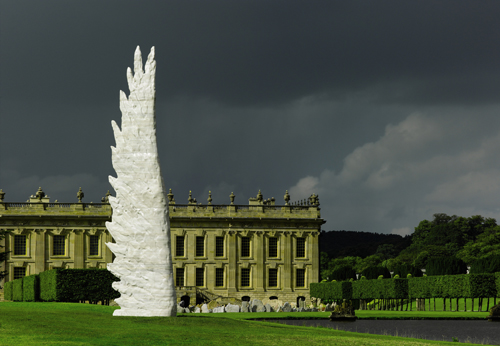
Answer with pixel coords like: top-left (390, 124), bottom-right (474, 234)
top-left (0, 302), bottom-right (491, 346)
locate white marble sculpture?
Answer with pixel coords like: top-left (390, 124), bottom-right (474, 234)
top-left (105, 46), bottom-right (177, 317)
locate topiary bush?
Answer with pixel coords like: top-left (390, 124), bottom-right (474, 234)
top-left (12, 278), bottom-right (23, 301)
top-left (22, 275), bottom-right (40, 302)
top-left (310, 281), bottom-right (352, 301)
top-left (353, 278), bottom-right (408, 299)
top-left (39, 269), bottom-right (120, 303)
top-left (426, 257), bottom-right (467, 276)
top-left (361, 266), bottom-right (391, 280)
top-left (330, 265), bottom-right (357, 281)
top-left (40, 269), bottom-right (58, 301)
top-left (393, 263), bottom-right (423, 278)
top-left (3, 281), bottom-right (13, 301)
top-left (469, 255), bottom-right (500, 274)
top-left (57, 269), bottom-right (120, 302)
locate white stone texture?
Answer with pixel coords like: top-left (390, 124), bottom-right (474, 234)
top-left (201, 304), bottom-right (210, 313)
top-left (105, 46), bottom-right (177, 317)
top-left (251, 299), bottom-right (266, 312)
top-left (241, 301), bottom-right (250, 312)
top-left (281, 302), bottom-right (292, 312)
top-left (266, 300), bottom-right (282, 312)
top-left (194, 307), bottom-right (201, 313)
top-left (225, 303), bottom-right (240, 313)
top-left (213, 306), bottom-right (225, 313)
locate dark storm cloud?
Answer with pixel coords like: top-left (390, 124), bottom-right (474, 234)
top-left (3, 1), bottom-right (500, 233)
top-left (3, 1), bottom-right (500, 107)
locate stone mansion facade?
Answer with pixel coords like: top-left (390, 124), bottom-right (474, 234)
top-left (0, 188), bottom-right (325, 303)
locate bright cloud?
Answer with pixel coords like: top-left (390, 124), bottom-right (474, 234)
top-left (289, 113), bottom-right (500, 233)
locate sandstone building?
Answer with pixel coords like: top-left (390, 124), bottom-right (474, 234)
top-left (0, 188), bottom-right (325, 304)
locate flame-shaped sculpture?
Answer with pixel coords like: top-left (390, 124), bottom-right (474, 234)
top-left (105, 46), bottom-right (177, 317)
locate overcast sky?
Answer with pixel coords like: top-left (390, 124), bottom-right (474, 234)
top-left (2, 1), bottom-right (500, 235)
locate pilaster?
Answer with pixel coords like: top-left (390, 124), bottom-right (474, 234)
top-left (282, 232), bottom-right (292, 292)
top-left (73, 229), bottom-right (84, 268)
top-left (227, 230), bottom-right (237, 294)
top-left (255, 231), bottom-right (264, 291)
top-left (34, 229), bottom-right (45, 274)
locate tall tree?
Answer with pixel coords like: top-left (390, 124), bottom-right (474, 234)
top-left (457, 226), bottom-right (500, 264)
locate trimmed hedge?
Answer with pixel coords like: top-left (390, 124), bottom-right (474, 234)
top-left (353, 278), bottom-right (408, 299)
top-left (408, 274), bottom-right (497, 298)
top-left (310, 281), bottom-right (352, 300)
top-left (426, 257), bottom-right (467, 276)
top-left (312, 273), bottom-right (499, 302)
top-left (468, 274), bottom-right (497, 298)
top-left (408, 276), bottom-right (431, 299)
top-left (470, 255), bottom-right (500, 274)
top-left (39, 269), bottom-right (119, 302)
top-left (57, 269), bottom-right (120, 302)
top-left (3, 280), bottom-right (13, 301)
top-left (40, 269), bottom-right (58, 301)
top-left (12, 278), bottom-right (23, 301)
top-left (22, 275), bottom-right (40, 302)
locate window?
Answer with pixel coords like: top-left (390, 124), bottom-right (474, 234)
top-left (241, 237), bottom-right (250, 257)
top-left (176, 236), bottom-right (185, 257)
top-left (215, 236), bottom-right (224, 257)
top-left (215, 268), bottom-right (224, 287)
top-left (196, 268), bottom-right (204, 287)
top-left (13, 235), bottom-right (27, 256)
top-left (176, 268), bottom-right (184, 286)
top-left (241, 268), bottom-right (250, 287)
top-left (89, 235), bottom-right (99, 256)
top-left (13, 267), bottom-right (26, 279)
top-left (296, 269), bottom-right (305, 287)
top-left (53, 235), bottom-right (65, 256)
top-left (196, 236), bottom-right (205, 257)
top-left (268, 237), bottom-right (278, 258)
top-left (296, 237), bottom-right (305, 258)
top-left (268, 268), bottom-right (278, 287)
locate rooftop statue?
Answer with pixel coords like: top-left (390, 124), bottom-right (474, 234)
top-left (105, 46), bottom-right (177, 316)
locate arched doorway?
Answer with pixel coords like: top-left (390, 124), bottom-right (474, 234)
top-left (180, 295), bottom-right (190, 307)
top-left (269, 296), bottom-right (278, 300)
top-left (241, 296), bottom-right (251, 302)
top-left (297, 296), bottom-right (306, 308)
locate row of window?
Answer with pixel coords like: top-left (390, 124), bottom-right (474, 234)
top-left (175, 267), bottom-right (306, 288)
top-left (14, 234), bottom-right (305, 259)
top-left (175, 236), bottom-right (306, 258)
top-left (12, 235), bottom-right (100, 257)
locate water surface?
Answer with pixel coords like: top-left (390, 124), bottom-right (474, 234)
top-left (264, 319), bottom-right (498, 345)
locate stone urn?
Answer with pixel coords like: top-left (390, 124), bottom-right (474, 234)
top-left (329, 299), bottom-right (357, 322)
top-left (487, 302), bottom-right (500, 322)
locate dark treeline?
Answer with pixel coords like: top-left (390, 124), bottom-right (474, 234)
top-left (319, 230), bottom-right (411, 259)
top-left (319, 213), bottom-right (500, 280)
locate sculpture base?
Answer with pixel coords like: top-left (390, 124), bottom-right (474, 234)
top-left (113, 307), bottom-right (177, 317)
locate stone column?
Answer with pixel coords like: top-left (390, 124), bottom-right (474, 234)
top-left (282, 232), bottom-right (293, 293)
top-left (227, 231), bottom-right (237, 295)
top-left (73, 230), bottom-right (84, 269)
top-left (34, 229), bottom-right (46, 274)
top-left (255, 232), bottom-right (264, 291)
top-left (309, 232), bottom-right (319, 284)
